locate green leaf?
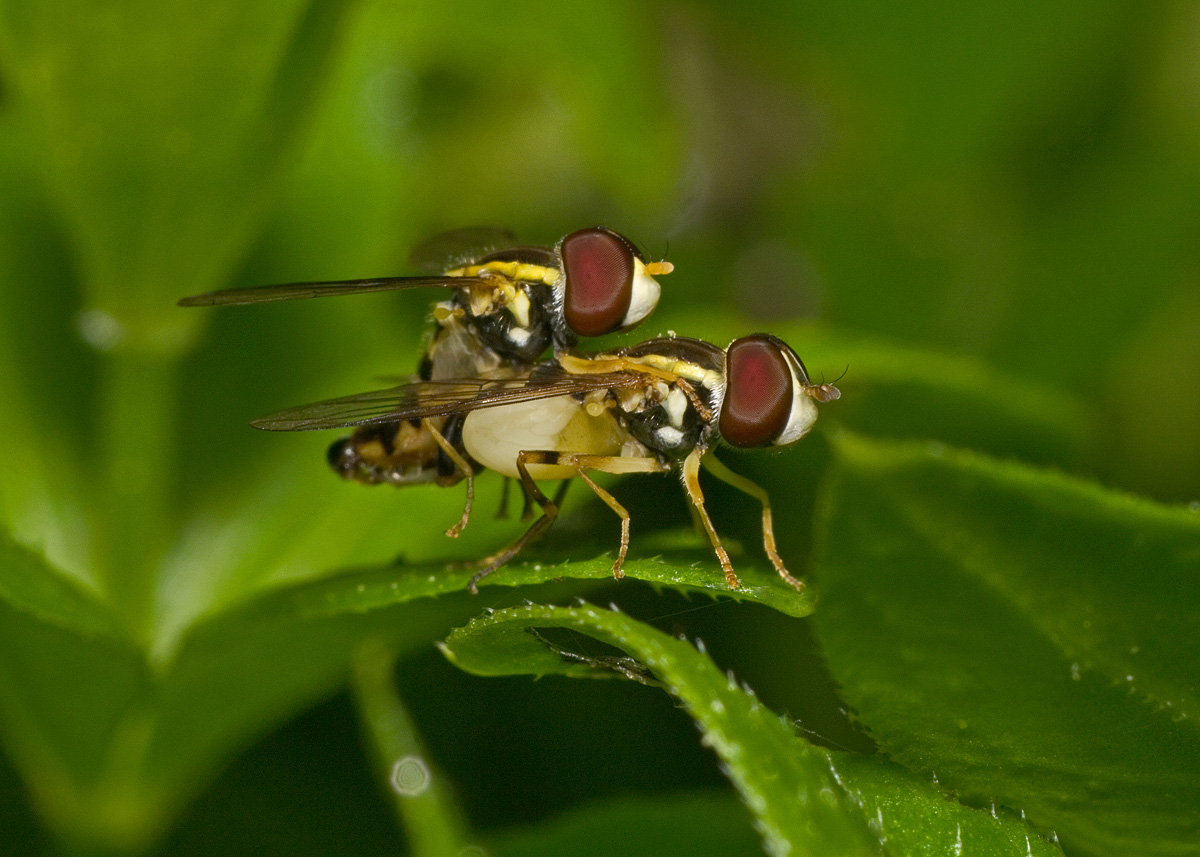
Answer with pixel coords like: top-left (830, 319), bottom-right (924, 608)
top-left (0, 0), bottom-right (362, 636)
top-left (440, 601), bottom-right (1064, 856)
top-left (0, 0), bottom-right (357, 323)
top-left (487, 793), bottom-right (763, 857)
top-left (351, 641), bottom-right (473, 857)
top-left (0, 538), bottom-right (149, 849)
top-left (0, 131), bottom-right (95, 588)
top-left (153, 448), bottom-right (818, 661)
top-left (0, 563), bottom-right (468, 850)
top-left (814, 432), bottom-right (1200, 856)
top-left (1, 540), bottom-right (801, 850)
top-left (284, 552), bottom-right (815, 622)
top-left (0, 536), bottom-right (115, 639)
top-left (112, 579), bottom-right (478, 849)
top-left (139, 551), bottom-right (811, 836)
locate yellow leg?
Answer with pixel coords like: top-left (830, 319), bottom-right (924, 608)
top-left (467, 451), bottom-right (556, 593)
top-left (560, 460), bottom-right (639, 578)
top-left (701, 453), bottom-right (802, 591)
top-left (466, 453), bottom-right (667, 593)
top-left (519, 478), bottom-right (536, 521)
top-left (681, 450), bottom-right (740, 589)
top-left (423, 418), bottom-right (474, 538)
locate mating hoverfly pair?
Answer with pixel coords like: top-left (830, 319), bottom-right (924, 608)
top-left (181, 227), bottom-right (840, 592)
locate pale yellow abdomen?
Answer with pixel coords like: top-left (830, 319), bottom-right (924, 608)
top-left (462, 396), bottom-right (624, 480)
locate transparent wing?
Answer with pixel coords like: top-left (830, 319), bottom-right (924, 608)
top-left (177, 274), bottom-right (494, 307)
top-left (407, 226), bottom-right (520, 273)
top-left (250, 368), bottom-right (639, 432)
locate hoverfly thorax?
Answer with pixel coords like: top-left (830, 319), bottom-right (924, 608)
top-left (719, 334), bottom-right (841, 449)
top-left (556, 227), bottom-right (668, 343)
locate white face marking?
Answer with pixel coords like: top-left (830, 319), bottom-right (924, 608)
top-left (774, 351), bottom-right (819, 446)
top-left (664, 387), bottom-right (688, 428)
top-left (655, 425), bottom-right (685, 447)
top-left (507, 326), bottom-right (531, 346)
top-left (620, 257), bottom-right (661, 329)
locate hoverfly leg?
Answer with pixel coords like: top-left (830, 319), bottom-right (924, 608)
top-left (675, 379), bottom-right (712, 422)
top-left (467, 451), bottom-right (561, 594)
top-left (701, 454), bottom-right (803, 592)
top-left (681, 450), bottom-right (740, 589)
top-left (423, 418), bottom-right (474, 538)
top-left (519, 480), bottom-right (536, 522)
top-left (561, 454), bottom-right (669, 579)
top-left (495, 478), bottom-right (511, 519)
top-left (570, 467), bottom-right (630, 579)
top-left (684, 497), bottom-right (707, 538)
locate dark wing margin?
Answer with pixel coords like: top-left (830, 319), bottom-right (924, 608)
top-left (177, 275), bottom-right (494, 307)
top-left (249, 370), bottom-right (640, 431)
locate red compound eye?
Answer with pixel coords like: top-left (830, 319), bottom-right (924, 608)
top-left (560, 227), bottom-right (638, 338)
top-left (719, 335), bottom-right (794, 448)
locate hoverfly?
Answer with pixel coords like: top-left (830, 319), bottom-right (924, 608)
top-left (180, 226), bottom-right (674, 535)
top-left (250, 333), bottom-right (841, 593)
top-left (179, 226), bottom-right (672, 373)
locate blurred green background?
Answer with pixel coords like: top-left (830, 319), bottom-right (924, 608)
top-left (0, 0), bottom-right (1197, 854)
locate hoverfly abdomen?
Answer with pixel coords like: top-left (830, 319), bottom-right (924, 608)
top-left (326, 437), bottom-right (362, 480)
top-left (435, 414), bottom-right (471, 482)
top-left (326, 420), bottom-right (462, 488)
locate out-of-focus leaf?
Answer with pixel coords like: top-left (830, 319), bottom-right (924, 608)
top-left (0, 0), bottom-right (362, 636)
top-left (0, 557), bottom-right (462, 850)
top-left (351, 641), bottom-right (473, 857)
top-left (0, 749), bottom-right (44, 856)
top-left (0, 536), bottom-right (115, 638)
top-left (0, 538), bottom-right (148, 850)
top-left (814, 432), bottom-right (1200, 856)
top-left (441, 602), bottom-right (1064, 856)
top-left (394, 0), bottom-right (682, 227)
top-left (781, 325), bottom-right (1092, 465)
top-left (0, 128), bottom-right (95, 588)
top-left (141, 548), bottom-right (813, 822)
top-left (488, 793), bottom-right (763, 857)
top-left (0, 0), bottom-right (357, 326)
top-left (2, 543), bottom-right (804, 850)
top-left (133, 587), bottom-right (469, 842)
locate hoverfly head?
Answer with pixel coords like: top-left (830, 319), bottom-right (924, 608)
top-left (718, 334), bottom-right (839, 449)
